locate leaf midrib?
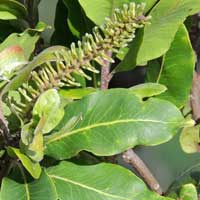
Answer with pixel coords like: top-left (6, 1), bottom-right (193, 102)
top-left (49, 174), bottom-right (129, 200)
top-left (45, 118), bottom-right (180, 144)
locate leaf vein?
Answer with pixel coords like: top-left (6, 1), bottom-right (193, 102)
top-left (45, 118), bottom-right (180, 144)
top-left (49, 174), bottom-right (129, 200)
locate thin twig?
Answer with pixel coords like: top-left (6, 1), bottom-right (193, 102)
top-left (122, 149), bottom-right (163, 195)
top-left (190, 71), bottom-right (200, 123)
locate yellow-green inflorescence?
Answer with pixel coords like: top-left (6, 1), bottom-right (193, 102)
top-left (12, 2), bottom-right (151, 117)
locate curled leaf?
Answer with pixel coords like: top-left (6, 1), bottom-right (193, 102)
top-left (129, 83), bottom-right (167, 99)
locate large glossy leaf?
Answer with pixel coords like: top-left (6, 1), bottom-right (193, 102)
top-left (44, 89), bottom-right (187, 160)
top-left (136, 0), bottom-right (200, 65)
top-left (146, 24), bottom-right (195, 108)
top-left (117, 0), bottom-right (200, 72)
top-left (115, 29), bottom-right (144, 72)
top-left (78, 0), bottom-right (130, 25)
top-left (0, 161), bottom-right (173, 200)
top-left (0, 0), bottom-right (27, 20)
top-left (78, 0), bottom-right (157, 26)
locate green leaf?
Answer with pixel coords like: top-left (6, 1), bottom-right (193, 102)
top-left (0, 166), bottom-right (56, 200)
top-left (2, 101), bottom-right (11, 116)
top-left (0, 0), bottom-right (27, 20)
top-left (146, 24), bottom-right (195, 108)
top-left (136, 0), bottom-right (200, 65)
top-left (180, 125), bottom-right (200, 154)
top-left (129, 83), bottom-right (167, 99)
top-left (44, 89), bottom-right (186, 160)
top-left (33, 89), bottom-right (64, 134)
top-left (0, 161), bottom-right (173, 200)
top-left (116, 47), bottom-right (129, 61)
top-left (0, 46), bottom-right (27, 80)
top-left (145, 60), bottom-right (160, 82)
top-left (78, 0), bottom-right (130, 25)
top-left (59, 88), bottom-right (98, 100)
top-left (132, 0), bottom-right (158, 12)
top-left (78, 0), bottom-right (157, 26)
top-left (0, 22), bottom-right (47, 59)
top-left (72, 72), bottom-right (86, 87)
top-left (63, 0), bottom-right (93, 38)
top-left (115, 29), bottom-right (144, 72)
top-left (7, 147), bottom-right (41, 179)
top-left (23, 116), bottom-right (45, 162)
top-left (179, 184), bottom-right (198, 200)
top-left (167, 192), bottom-right (178, 199)
top-left (21, 89), bottom-right (70, 162)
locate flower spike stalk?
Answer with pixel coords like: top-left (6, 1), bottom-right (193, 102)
top-left (10, 2), bottom-right (151, 118)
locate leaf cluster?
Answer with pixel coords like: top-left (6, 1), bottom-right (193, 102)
top-left (0, 0), bottom-right (199, 200)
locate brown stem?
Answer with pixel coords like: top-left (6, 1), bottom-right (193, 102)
top-left (190, 71), bottom-right (200, 122)
top-left (122, 149), bottom-right (162, 195)
top-left (100, 52), bottom-right (113, 90)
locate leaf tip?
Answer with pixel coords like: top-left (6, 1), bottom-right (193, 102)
top-left (184, 119), bottom-right (195, 128)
